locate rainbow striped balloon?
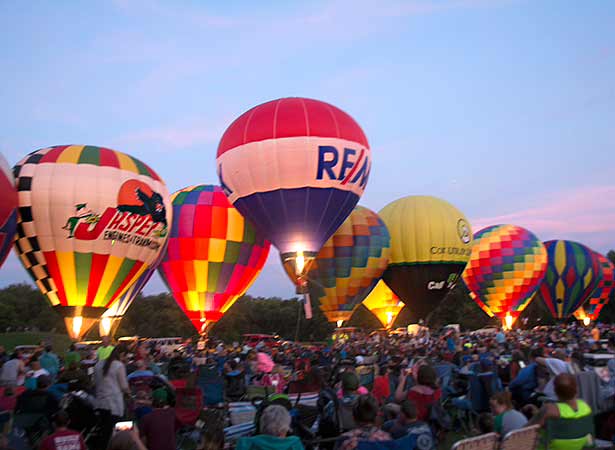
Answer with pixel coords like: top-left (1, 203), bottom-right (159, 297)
top-left (308, 206), bottom-right (390, 324)
top-left (12, 145), bottom-right (171, 339)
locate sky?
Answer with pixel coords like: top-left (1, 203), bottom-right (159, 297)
top-left (0, 0), bottom-right (613, 299)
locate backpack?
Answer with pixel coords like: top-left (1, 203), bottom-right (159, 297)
top-left (317, 388), bottom-right (357, 437)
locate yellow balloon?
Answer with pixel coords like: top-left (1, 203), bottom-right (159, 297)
top-left (379, 195), bottom-right (473, 321)
top-left (362, 280), bottom-right (404, 328)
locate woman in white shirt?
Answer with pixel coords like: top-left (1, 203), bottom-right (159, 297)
top-left (94, 345), bottom-right (130, 450)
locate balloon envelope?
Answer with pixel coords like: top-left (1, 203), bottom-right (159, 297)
top-left (308, 206), bottom-right (390, 324)
top-left (582, 252), bottom-right (614, 320)
top-left (0, 153), bottom-right (17, 269)
top-left (104, 239), bottom-right (168, 318)
top-left (462, 225), bottom-right (547, 326)
top-left (217, 97), bottom-right (370, 285)
top-left (12, 145), bottom-right (171, 339)
top-left (379, 195), bottom-right (473, 321)
top-left (536, 240), bottom-right (602, 319)
top-left (362, 280), bottom-right (404, 328)
top-left (158, 185), bottom-right (270, 333)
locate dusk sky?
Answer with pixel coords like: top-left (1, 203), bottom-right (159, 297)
top-left (1, 0), bottom-right (613, 299)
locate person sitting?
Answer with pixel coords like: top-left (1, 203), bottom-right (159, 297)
top-left (14, 374), bottom-right (58, 422)
top-left (489, 391), bottom-right (527, 437)
top-left (527, 373), bottom-right (592, 450)
top-left (58, 361), bottom-right (89, 392)
top-left (0, 387), bottom-right (17, 413)
top-left (395, 365), bottom-right (441, 422)
top-left (236, 404), bottom-right (304, 450)
top-left (139, 388), bottom-right (181, 450)
top-left (336, 395), bottom-right (391, 450)
top-left (382, 400), bottom-right (435, 450)
top-left (127, 360), bottom-right (154, 380)
top-left (108, 429), bottom-right (147, 450)
top-left (509, 348), bottom-right (542, 406)
top-left (372, 366), bottom-right (391, 406)
top-left (39, 410), bottom-right (86, 450)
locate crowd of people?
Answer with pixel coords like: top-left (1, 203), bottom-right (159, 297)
top-left (0, 323), bottom-right (613, 450)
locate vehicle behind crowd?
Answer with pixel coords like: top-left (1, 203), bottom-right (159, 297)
top-left (0, 323), bottom-right (614, 450)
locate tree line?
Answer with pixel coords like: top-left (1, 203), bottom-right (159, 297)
top-left (0, 250), bottom-right (612, 341)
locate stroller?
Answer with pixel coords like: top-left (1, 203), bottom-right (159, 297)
top-left (60, 390), bottom-right (104, 447)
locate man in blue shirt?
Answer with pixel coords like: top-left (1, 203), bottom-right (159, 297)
top-left (39, 345), bottom-right (60, 382)
top-left (508, 348), bottom-right (543, 405)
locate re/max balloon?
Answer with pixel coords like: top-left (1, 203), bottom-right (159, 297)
top-left (379, 195), bottom-right (473, 321)
top-left (158, 185), bottom-right (270, 333)
top-left (217, 97), bottom-right (370, 287)
top-left (0, 153), bottom-right (17, 269)
top-left (12, 145), bottom-right (172, 339)
top-left (462, 225), bottom-right (547, 327)
top-left (535, 240), bottom-right (602, 319)
top-left (307, 206), bottom-right (390, 325)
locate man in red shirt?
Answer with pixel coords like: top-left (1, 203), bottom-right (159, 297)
top-left (140, 388), bottom-right (181, 450)
top-left (40, 410), bottom-right (86, 450)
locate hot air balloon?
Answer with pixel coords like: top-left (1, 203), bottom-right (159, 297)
top-left (307, 206), bottom-right (390, 327)
top-left (462, 225), bottom-right (548, 329)
top-left (572, 307), bottom-right (592, 326)
top-left (158, 185), bottom-right (270, 333)
top-left (535, 240), bottom-right (602, 320)
top-left (99, 241), bottom-right (168, 337)
top-left (0, 153), bottom-right (18, 269)
top-left (12, 145), bottom-right (171, 340)
top-left (378, 195), bottom-right (473, 321)
top-left (577, 252), bottom-right (614, 321)
top-left (362, 280), bottom-right (404, 329)
top-left (216, 97), bottom-right (370, 291)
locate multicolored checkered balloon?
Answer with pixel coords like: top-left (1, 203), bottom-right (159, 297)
top-left (308, 206), bottom-right (390, 325)
top-left (535, 240), bottom-right (602, 319)
top-left (158, 185), bottom-right (270, 333)
top-left (462, 225), bottom-right (547, 327)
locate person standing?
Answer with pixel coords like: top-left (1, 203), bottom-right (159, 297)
top-left (0, 352), bottom-right (24, 387)
top-left (64, 344), bottom-right (81, 369)
top-left (39, 345), bottom-right (60, 382)
top-left (93, 346), bottom-right (130, 450)
top-left (96, 336), bottom-right (115, 361)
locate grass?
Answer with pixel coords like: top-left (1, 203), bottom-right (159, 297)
top-left (0, 332), bottom-right (72, 357)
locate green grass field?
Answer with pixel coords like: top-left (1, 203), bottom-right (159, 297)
top-left (0, 332), bottom-right (72, 357)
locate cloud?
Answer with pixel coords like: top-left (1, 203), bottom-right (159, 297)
top-left (471, 185), bottom-right (615, 252)
top-left (114, 117), bottom-right (229, 150)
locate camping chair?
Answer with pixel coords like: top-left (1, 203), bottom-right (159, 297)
top-left (355, 433), bottom-right (417, 449)
top-left (450, 432), bottom-right (499, 450)
top-left (175, 386), bottom-right (204, 427)
top-left (499, 425), bottom-right (540, 450)
top-left (544, 414), bottom-right (595, 450)
top-left (245, 385), bottom-right (272, 401)
top-left (225, 372), bottom-right (246, 402)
